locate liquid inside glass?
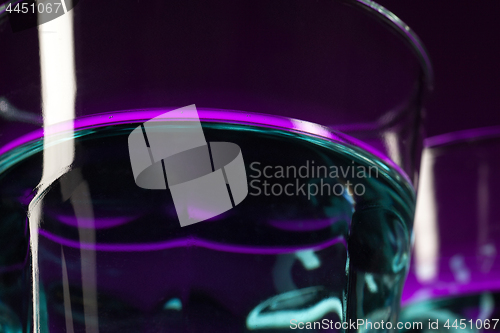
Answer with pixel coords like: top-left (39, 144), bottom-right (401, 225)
top-left (0, 109), bottom-right (415, 332)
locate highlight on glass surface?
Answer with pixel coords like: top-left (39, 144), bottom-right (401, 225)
top-left (400, 126), bottom-right (500, 332)
top-left (0, 0), bottom-right (432, 332)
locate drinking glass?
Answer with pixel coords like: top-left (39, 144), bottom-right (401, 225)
top-left (0, 0), bottom-right (432, 332)
top-left (400, 127), bottom-right (500, 332)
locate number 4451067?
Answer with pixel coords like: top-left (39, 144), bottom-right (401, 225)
top-left (6, 2), bottom-right (63, 14)
top-left (444, 319), bottom-right (498, 330)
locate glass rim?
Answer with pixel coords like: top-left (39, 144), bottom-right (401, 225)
top-left (0, 107), bottom-right (414, 188)
top-left (425, 125), bottom-right (500, 148)
top-left (350, 0), bottom-right (434, 93)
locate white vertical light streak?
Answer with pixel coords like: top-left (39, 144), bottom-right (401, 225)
top-left (39, 0), bottom-right (76, 127)
top-left (383, 131), bottom-right (402, 167)
top-left (38, 0), bottom-right (76, 186)
top-left (27, 201), bottom-right (42, 333)
top-left (414, 148), bottom-right (439, 282)
top-left (30, 3), bottom-right (76, 332)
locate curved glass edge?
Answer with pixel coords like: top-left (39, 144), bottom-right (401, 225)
top-left (425, 125), bottom-right (500, 148)
top-left (0, 108), bottom-right (415, 190)
top-left (0, 0), bottom-right (19, 17)
top-left (352, 0), bottom-right (434, 93)
top-left (36, 231), bottom-right (346, 253)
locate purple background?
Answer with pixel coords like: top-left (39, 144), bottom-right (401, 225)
top-left (377, 0), bottom-right (500, 137)
top-left (3, 1), bottom-right (499, 138)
